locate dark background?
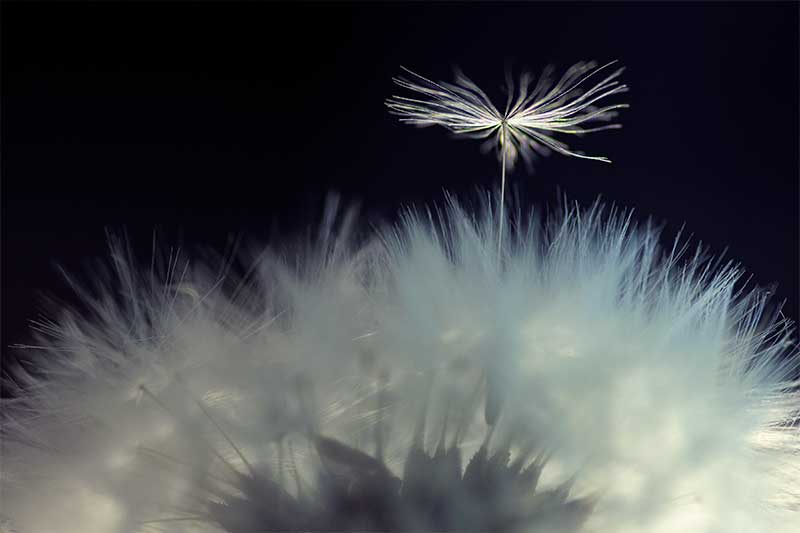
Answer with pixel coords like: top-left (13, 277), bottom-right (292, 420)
top-left (3, 2), bottom-right (799, 355)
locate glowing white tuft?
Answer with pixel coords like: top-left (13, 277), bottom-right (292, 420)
top-left (386, 62), bottom-right (629, 170)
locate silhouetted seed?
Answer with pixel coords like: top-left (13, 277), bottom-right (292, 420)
top-left (235, 471), bottom-right (290, 506)
top-left (519, 452), bottom-right (547, 492)
top-left (314, 434), bottom-right (393, 477)
top-left (462, 444), bottom-right (488, 493)
top-left (400, 445), bottom-right (435, 510)
top-left (562, 497), bottom-right (596, 530)
top-left (316, 464), bottom-right (399, 532)
top-left (209, 434), bottom-right (591, 532)
top-left (444, 446), bottom-right (462, 484)
top-left (509, 441), bottom-right (535, 477)
top-left (486, 448), bottom-right (513, 495)
top-left (554, 476), bottom-right (577, 502)
top-left (205, 375), bottom-right (591, 532)
top-left (209, 490), bottom-right (304, 533)
top-left (531, 487), bottom-right (570, 512)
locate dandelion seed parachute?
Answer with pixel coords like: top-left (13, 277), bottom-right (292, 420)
top-left (2, 198), bottom-right (800, 533)
top-left (386, 61), bottom-right (629, 171)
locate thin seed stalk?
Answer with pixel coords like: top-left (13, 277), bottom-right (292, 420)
top-left (497, 124), bottom-right (507, 266)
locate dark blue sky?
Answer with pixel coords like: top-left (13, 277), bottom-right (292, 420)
top-left (3, 2), bottom-right (798, 353)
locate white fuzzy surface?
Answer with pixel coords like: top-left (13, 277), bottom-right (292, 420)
top-left (2, 198), bottom-right (799, 533)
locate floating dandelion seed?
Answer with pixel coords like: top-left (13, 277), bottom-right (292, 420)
top-left (386, 61), bottom-right (628, 256)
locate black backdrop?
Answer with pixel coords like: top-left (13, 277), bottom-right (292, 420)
top-left (3, 2), bottom-right (798, 354)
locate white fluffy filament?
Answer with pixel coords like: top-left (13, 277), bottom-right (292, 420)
top-left (2, 199), bottom-right (799, 533)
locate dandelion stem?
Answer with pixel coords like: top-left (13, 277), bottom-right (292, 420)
top-left (497, 125), bottom-right (507, 267)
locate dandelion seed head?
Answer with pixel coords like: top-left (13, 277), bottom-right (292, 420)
top-left (3, 199), bottom-right (799, 533)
